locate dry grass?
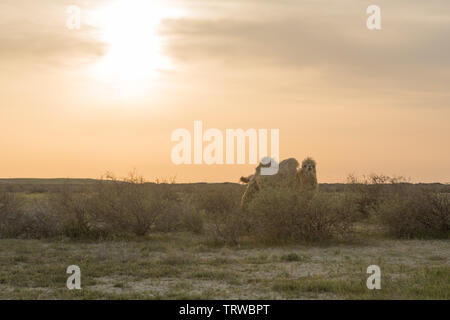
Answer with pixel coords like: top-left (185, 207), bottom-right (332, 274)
top-left (0, 234), bottom-right (448, 299)
top-left (0, 176), bottom-right (448, 299)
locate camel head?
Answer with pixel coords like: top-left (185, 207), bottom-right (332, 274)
top-left (297, 157), bottom-right (318, 193)
top-left (300, 157), bottom-right (316, 178)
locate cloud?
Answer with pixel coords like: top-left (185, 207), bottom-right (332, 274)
top-left (2, 0), bottom-right (449, 97)
top-left (161, 0), bottom-right (450, 93)
top-left (0, 0), bottom-right (106, 67)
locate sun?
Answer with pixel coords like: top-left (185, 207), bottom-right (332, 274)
top-left (88, 0), bottom-right (183, 94)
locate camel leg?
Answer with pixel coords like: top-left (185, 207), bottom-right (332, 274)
top-left (240, 180), bottom-right (259, 211)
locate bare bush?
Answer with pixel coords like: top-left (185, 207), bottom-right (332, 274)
top-left (20, 199), bottom-right (62, 238)
top-left (248, 188), bottom-right (358, 243)
top-left (153, 193), bottom-right (205, 234)
top-left (0, 192), bottom-right (61, 238)
top-left (1, 172), bottom-right (447, 242)
top-left (346, 174), bottom-right (409, 218)
top-left (0, 192), bottom-right (26, 237)
top-left (48, 173), bottom-right (180, 238)
top-left (85, 173), bottom-right (177, 237)
top-left (179, 195), bottom-right (204, 234)
top-left (196, 187), bottom-right (246, 245)
top-left (378, 190), bottom-right (449, 239)
top-left (52, 189), bottom-right (92, 238)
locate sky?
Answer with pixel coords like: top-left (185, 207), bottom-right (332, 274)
top-left (1, 0), bottom-right (449, 183)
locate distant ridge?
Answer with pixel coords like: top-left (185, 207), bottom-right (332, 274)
top-left (0, 178), bottom-right (447, 186)
top-left (0, 178), bottom-right (99, 185)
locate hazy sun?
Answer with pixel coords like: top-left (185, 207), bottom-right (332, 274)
top-left (89, 0), bottom-right (183, 95)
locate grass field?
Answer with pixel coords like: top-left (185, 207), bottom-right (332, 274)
top-left (0, 179), bottom-right (448, 299)
top-left (0, 233), bottom-right (448, 299)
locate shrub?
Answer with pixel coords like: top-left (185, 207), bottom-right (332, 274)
top-left (0, 192), bottom-right (26, 238)
top-left (196, 187), bottom-right (246, 245)
top-left (52, 189), bottom-right (92, 238)
top-left (0, 192), bottom-right (61, 239)
top-left (346, 174), bottom-right (409, 218)
top-left (248, 188), bottom-right (358, 243)
top-left (180, 197), bottom-right (204, 235)
top-left (19, 199), bottom-right (62, 238)
top-left (153, 201), bottom-right (183, 233)
top-left (298, 192), bottom-right (358, 241)
top-left (377, 190), bottom-right (449, 239)
top-left (153, 193), bottom-right (205, 234)
top-left (85, 173), bottom-right (177, 237)
top-left (51, 173), bottom-right (180, 238)
top-left (247, 187), bottom-right (298, 242)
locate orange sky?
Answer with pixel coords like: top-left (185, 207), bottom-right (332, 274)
top-left (1, 0), bottom-right (450, 183)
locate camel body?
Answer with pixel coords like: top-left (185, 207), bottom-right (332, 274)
top-left (240, 157), bottom-right (318, 210)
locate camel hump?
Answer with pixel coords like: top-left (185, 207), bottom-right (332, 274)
top-left (279, 158), bottom-right (299, 170)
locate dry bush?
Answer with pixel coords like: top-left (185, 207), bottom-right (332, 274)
top-left (52, 189), bottom-right (94, 238)
top-left (248, 188), bottom-right (358, 243)
top-left (196, 187), bottom-right (246, 245)
top-left (0, 192), bottom-right (26, 237)
top-left (0, 192), bottom-right (61, 238)
top-left (19, 199), bottom-right (62, 238)
top-left (85, 173), bottom-right (177, 237)
top-left (247, 187), bottom-right (298, 242)
top-left (49, 173), bottom-right (180, 238)
top-left (378, 190), bottom-right (449, 239)
top-left (179, 195), bottom-right (204, 234)
top-left (153, 193), bottom-right (205, 234)
top-left (296, 193), bottom-right (358, 241)
top-left (0, 173), bottom-right (202, 239)
top-left (153, 201), bottom-right (183, 233)
top-left (346, 174), bottom-right (409, 218)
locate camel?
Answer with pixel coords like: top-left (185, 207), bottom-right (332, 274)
top-left (240, 157), bottom-right (318, 210)
top-left (297, 157), bottom-right (318, 193)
